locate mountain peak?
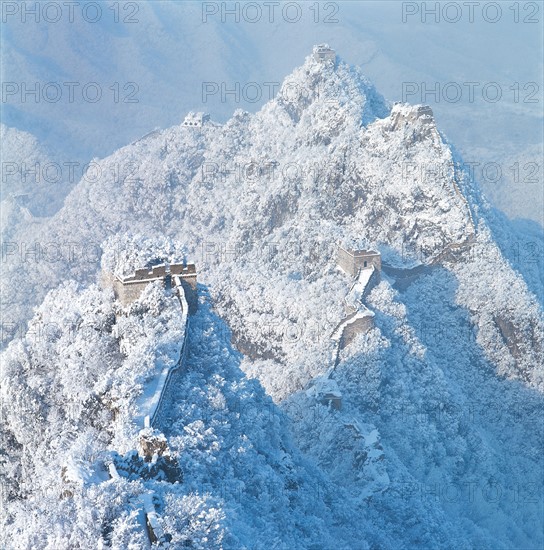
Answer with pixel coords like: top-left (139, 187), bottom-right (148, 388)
top-left (260, 45), bottom-right (388, 128)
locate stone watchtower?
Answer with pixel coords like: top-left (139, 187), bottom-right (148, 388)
top-left (182, 112), bottom-right (210, 127)
top-left (103, 261), bottom-right (198, 314)
top-left (313, 44), bottom-right (336, 63)
top-left (109, 264), bottom-right (167, 306)
top-left (389, 103), bottom-right (435, 132)
top-left (337, 247), bottom-right (381, 278)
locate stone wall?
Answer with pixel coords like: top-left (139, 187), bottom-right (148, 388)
top-left (332, 310), bottom-right (375, 345)
top-left (170, 263), bottom-right (197, 286)
top-left (340, 314), bottom-right (374, 348)
top-left (114, 278), bottom-right (165, 306)
top-left (171, 264), bottom-right (197, 314)
top-left (361, 267), bottom-right (381, 303)
top-left (102, 261), bottom-right (197, 309)
top-left (389, 104), bottom-right (434, 131)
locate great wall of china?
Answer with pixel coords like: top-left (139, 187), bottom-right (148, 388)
top-left (98, 261), bottom-right (197, 545)
top-left (332, 247), bottom-right (382, 359)
top-left (92, 230), bottom-right (476, 542)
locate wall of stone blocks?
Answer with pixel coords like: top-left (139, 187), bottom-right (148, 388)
top-left (340, 316), bottom-right (374, 348)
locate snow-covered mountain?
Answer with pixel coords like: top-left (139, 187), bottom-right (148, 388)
top-left (4, 2), bottom-right (542, 224)
top-left (1, 46), bottom-right (543, 549)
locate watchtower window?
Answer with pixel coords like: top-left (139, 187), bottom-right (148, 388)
top-left (364, 261), bottom-right (368, 267)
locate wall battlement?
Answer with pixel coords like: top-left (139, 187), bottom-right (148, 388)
top-left (331, 309), bottom-right (375, 349)
top-left (332, 246), bottom-right (382, 363)
top-left (103, 261), bottom-right (197, 312)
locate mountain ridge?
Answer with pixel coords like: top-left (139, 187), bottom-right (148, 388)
top-left (1, 46), bottom-right (543, 548)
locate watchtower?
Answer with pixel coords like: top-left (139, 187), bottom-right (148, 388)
top-left (313, 44), bottom-right (336, 63)
top-left (337, 247), bottom-right (381, 278)
top-left (104, 261), bottom-right (198, 312)
top-left (182, 112), bottom-right (210, 127)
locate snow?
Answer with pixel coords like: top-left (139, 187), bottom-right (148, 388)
top-left (108, 463), bottom-right (120, 481)
top-left (135, 364), bottom-right (178, 429)
top-left (134, 276), bottom-right (189, 428)
top-left (63, 458), bottom-right (92, 486)
top-left (331, 308), bottom-right (375, 342)
top-left (305, 375), bottom-right (342, 400)
top-left (142, 493), bottom-right (164, 542)
top-left (345, 266), bottom-right (376, 310)
top-left (1, 44), bottom-right (543, 550)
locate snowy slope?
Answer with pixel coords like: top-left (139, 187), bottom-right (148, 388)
top-left (5, 47), bottom-right (541, 385)
top-left (1, 46), bottom-right (543, 548)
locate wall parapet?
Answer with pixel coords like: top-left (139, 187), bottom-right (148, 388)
top-left (143, 275), bottom-right (191, 429)
top-left (332, 246), bottom-right (381, 365)
top-left (104, 261), bottom-right (197, 307)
